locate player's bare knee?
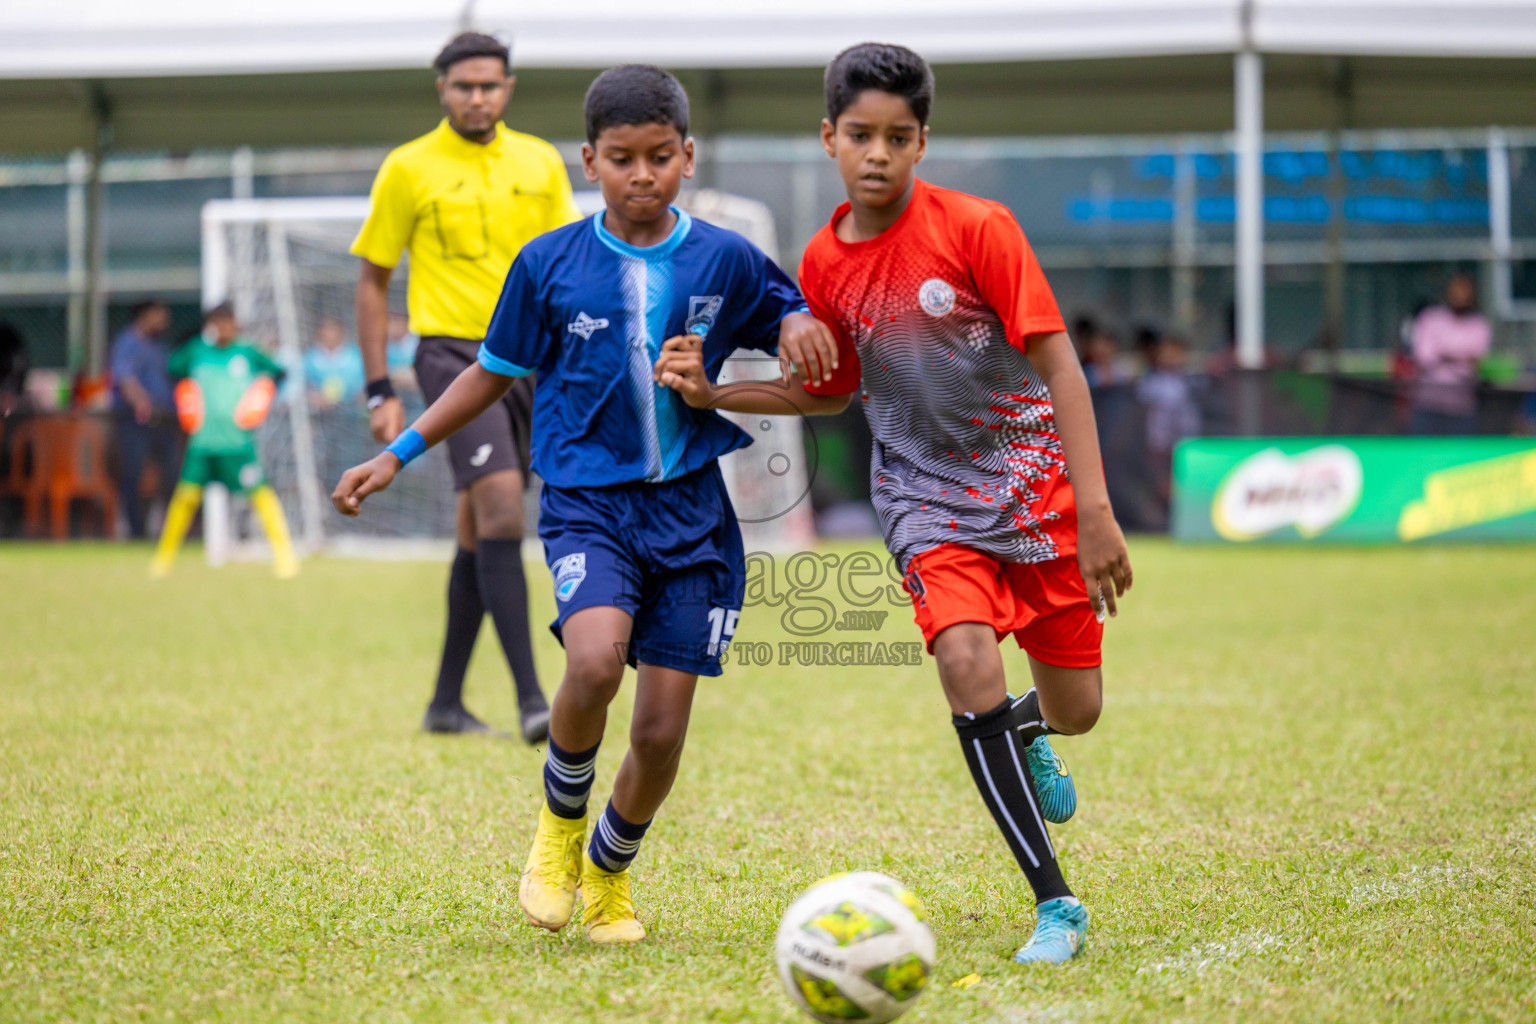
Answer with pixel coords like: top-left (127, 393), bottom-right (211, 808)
top-left (933, 641), bottom-right (984, 691)
top-left (562, 648), bottom-right (624, 704)
top-left (1040, 669), bottom-right (1102, 734)
top-left (1052, 700), bottom-right (1100, 736)
top-left (628, 716), bottom-right (687, 767)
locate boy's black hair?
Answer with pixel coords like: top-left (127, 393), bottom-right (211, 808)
top-left (128, 298), bottom-right (167, 322)
top-left (433, 32), bottom-right (510, 76)
top-left (824, 43), bottom-right (935, 127)
top-left (583, 65), bottom-right (689, 145)
top-left (203, 301), bottom-right (235, 324)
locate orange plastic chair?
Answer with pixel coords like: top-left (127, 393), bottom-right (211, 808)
top-left (2, 417), bottom-right (48, 534)
top-left (10, 415), bottom-right (118, 539)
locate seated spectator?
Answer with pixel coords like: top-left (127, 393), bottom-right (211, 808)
top-left (1410, 274), bottom-right (1490, 435)
top-left (304, 317), bottom-right (365, 409)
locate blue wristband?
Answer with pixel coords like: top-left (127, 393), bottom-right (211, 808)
top-left (384, 428), bottom-right (426, 467)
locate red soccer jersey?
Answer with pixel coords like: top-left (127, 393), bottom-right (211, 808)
top-left (799, 179), bottom-right (1074, 568)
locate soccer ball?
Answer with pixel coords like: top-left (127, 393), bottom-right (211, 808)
top-left (775, 872), bottom-right (936, 1024)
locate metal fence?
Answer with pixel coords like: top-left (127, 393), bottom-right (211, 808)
top-left (2, 128), bottom-right (1535, 376)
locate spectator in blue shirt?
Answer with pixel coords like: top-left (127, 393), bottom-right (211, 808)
top-left (111, 299), bottom-right (181, 538)
top-left (304, 317), bottom-right (366, 409)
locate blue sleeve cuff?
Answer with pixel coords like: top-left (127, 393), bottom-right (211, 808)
top-left (476, 343), bottom-right (534, 378)
top-left (384, 427), bottom-right (427, 467)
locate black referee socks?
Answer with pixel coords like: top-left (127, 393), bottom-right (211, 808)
top-left (430, 547), bottom-right (484, 712)
top-left (476, 538), bottom-right (548, 714)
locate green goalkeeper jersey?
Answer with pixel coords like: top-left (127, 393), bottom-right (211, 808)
top-left (168, 338), bottom-right (284, 453)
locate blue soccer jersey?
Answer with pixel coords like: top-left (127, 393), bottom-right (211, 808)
top-left (477, 209), bottom-right (807, 488)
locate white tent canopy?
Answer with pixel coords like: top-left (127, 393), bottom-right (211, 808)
top-left (6, 0), bottom-right (1536, 372)
top-left (4, 0), bottom-right (1536, 79)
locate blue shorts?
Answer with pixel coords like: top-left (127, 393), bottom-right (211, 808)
top-left (538, 462), bottom-right (745, 677)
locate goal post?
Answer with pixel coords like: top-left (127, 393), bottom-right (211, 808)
top-left (198, 190), bottom-right (815, 562)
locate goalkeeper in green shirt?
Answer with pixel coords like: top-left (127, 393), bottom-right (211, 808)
top-left (151, 303), bottom-right (299, 578)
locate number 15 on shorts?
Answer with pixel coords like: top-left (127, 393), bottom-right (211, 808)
top-left (707, 607), bottom-right (739, 658)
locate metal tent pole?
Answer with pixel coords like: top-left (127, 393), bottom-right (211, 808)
top-left (82, 84), bottom-right (113, 378)
top-left (65, 150), bottom-right (88, 373)
top-left (1488, 127), bottom-right (1513, 318)
top-left (1234, 47), bottom-right (1265, 372)
top-left (1172, 139), bottom-right (1197, 336)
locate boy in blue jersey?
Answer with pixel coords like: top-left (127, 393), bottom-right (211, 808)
top-left (333, 65), bottom-right (848, 944)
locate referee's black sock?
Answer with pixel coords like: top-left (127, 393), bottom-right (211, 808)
top-left (477, 538), bottom-right (548, 713)
top-left (430, 547), bottom-right (483, 712)
top-left (954, 697), bottom-right (1073, 904)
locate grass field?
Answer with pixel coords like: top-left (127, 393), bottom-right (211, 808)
top-left (2, 539), bottom-right (1534, 1023)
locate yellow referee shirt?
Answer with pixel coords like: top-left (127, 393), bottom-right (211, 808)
top-left (352, 119), bottom-right (582, 341)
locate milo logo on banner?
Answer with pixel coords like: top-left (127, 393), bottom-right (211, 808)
top-left (1175, 437), bottom-right (1536, 544)
top-left (1211, 445), bottom-right (1364, 542)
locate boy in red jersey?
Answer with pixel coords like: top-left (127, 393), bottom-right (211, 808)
top-left (790, 43), bottom-right (1133, 965)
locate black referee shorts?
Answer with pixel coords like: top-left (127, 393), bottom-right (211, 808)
top-left (414, 335), bottom-right (534, 492)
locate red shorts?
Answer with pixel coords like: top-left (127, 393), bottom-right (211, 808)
top-left (902, 544), bottom-right (1103, 668)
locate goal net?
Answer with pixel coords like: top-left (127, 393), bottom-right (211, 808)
top-left (199, 190), bottom-right (815, 562)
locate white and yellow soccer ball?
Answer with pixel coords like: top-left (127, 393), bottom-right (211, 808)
top-left (775, 872), bottom-right (936, 1024)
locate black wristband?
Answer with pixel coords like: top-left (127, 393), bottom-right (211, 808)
top-left (365, 377), bottom-right (396, 410)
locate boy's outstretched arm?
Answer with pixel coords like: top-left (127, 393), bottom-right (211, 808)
top-left (1025, 330), bottom-right (1133, 616)
top-left (654, 332), bottom-right (851, 417)
top-left (332, 363), bottom-right (516, 516)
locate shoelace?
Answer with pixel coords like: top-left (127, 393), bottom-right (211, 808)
top-left (1028, 906), bottom-right (1078, 949)
top-left (536, 830), bottom-right (581, 888)
top-left (1028, 738), bottom-right (1061, 777)
top-left (585, 871), bottom-right (634, 922)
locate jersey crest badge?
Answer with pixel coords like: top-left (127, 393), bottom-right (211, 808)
top-left (567, 312), bottom-right (610, 340)
top-left (686, 295), bottom-right (724, 338)
top-left (552, 552), bottom-right (587, 602)
top-left (918, 279), bottom-right (956, 317)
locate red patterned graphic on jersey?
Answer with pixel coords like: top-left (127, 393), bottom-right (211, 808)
top-left (800, 180), bottom-right (1074, 568)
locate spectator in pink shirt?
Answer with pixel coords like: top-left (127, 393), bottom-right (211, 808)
top-left (1410, 274), bottom-right (1490, 435)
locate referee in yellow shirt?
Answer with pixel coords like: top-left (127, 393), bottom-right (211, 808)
top-left (351, 32), bottom-right (580, 743)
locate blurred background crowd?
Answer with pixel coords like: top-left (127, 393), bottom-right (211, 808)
top-left (2, 262), bottom-right (1523, 540)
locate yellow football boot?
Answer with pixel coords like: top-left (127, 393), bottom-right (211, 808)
top-left (518, 805), bottom-right (585, 931)
top-left (580, 851), bottom-right (646, 945)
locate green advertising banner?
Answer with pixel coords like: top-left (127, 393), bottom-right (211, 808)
top-left (1172, 438), bottom-right (1536, 543)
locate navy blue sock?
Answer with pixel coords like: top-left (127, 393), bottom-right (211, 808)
top-left (543, 737), bottom-right (598, 820)
top-left (588, 799), bottom-right (651, 873)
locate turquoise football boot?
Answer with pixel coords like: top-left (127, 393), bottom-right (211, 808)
top-left (1014, 897), bottom-right (1089, 965)
top-left (1024, 734), bottom-right (1076, 824)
